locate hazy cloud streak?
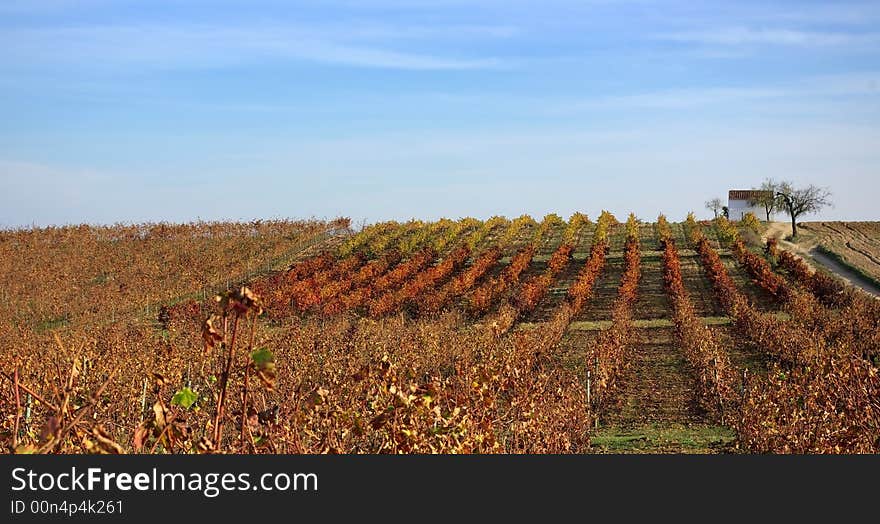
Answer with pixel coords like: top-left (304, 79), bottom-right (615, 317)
top-left (658, 27), bottom-right (880, 48)
top-left (0, 23), bottom-right (512, 70)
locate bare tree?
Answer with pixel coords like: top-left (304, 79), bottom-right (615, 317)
top-left (749, 178), bottom-right (781, 221)
top-left (776, 182), bottom-right (833, 240)
top-left (705, 198), bottom-right (723, 219)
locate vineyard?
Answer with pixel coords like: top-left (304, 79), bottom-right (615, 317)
top-left (2, 213), bottom-right (879, 454)
top-left (788, 221), bottom-right (880, 288)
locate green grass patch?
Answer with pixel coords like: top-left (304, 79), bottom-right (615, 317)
top-left (35, 315), bottom-right (71, 333)
top-left (633, 318), bottom-right (672, 328)
top-left (699, 316), bottom-right (732, 326)
top-left (565, 320), bottom-right (613, 331)
top-left (516, 314), bottom-right (789, 332)
top-left (560, 317), bottom-right (732, 331)
top-left (772, 311), bottom-right (791, 321)
top-left (590, 424), bottom-right (736, 453)
top-left (89, 272), bottom-right (112, 285)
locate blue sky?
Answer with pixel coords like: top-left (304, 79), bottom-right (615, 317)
top-left (1, 0), bottom-right (879, 227)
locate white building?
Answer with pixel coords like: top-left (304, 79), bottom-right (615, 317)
top-left (728, 190), bottom-right (772, 220)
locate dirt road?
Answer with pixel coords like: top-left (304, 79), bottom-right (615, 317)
top-left (762, 222), bottom-right (880, 298)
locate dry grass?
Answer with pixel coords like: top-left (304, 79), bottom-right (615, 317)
top-left (798, 221), bottom-right (880, 284)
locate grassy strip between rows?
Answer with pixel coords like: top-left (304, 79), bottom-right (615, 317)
top-left (511, 312), bottom-right (792, 331)
top-left (589, 424), bottom-right (736, 453)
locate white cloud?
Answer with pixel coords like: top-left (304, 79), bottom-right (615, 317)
top-left (0, 0), bottom-right (108, 13)
top-left (0, 23), bottom-right (511, 71)
top-left (334, 23), bottom-right (519, 40)
top-left (658, 27), bottom-right (880, 48)
top-left (544, 72), bottom-right (880, 113)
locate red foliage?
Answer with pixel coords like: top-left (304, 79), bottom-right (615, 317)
top-left (567, 240), bottom-right (607, 313)
top-left (323, 248), bottom-right (436, 315)
top-left (287, 254), bottom-right (367, 313)
top-left (252, 253), bottom-right (335, 317)
top-left (589, 234), bottom-right (640, 414)
top-left (508, 243), bottom-right (576, 317)
top-left (419, 247), bottom-right (501, 314)
top-left (469, 245), bottom-right (536, 316)
top-left (689, 220), bottom-right (880, 452)
top-left (731, 239), bottom-right (789, 301)
top-left (737, 353), bottom-right (880, 453)
top-left (767, 239), bottom-right (848, 308)
top-left (661, 232), bottom-right (736, 422)
top-left (765, 239), bottom-right (880, 360)
top-left (158, 300), bottom-right (205, 330)
top-left (319, 250), bottom-right (403, 304)
top-left (691, 227), bottom-right (820, 365)
top-left (368, 246), bottom-right (470, 317)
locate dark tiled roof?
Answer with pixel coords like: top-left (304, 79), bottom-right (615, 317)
top-left (729, 189), bottom-right (772, 201)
